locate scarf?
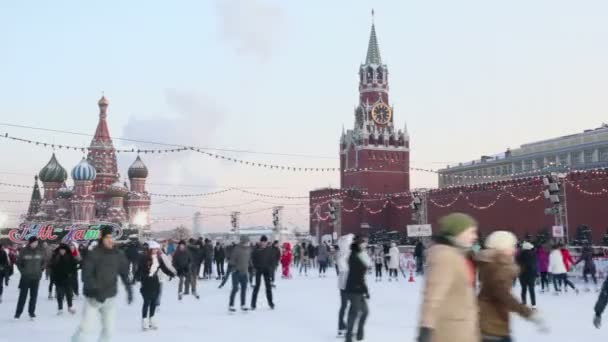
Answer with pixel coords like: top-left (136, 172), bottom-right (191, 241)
top-left (149, 255), bottom-right (160, 277)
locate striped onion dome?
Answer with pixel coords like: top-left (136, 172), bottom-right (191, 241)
top-left (128, 156), bottom-right (148, 179)
top-left (71, 158), bottom-right (97, 181)
top-left (38, 153), bottom-right (68, 183)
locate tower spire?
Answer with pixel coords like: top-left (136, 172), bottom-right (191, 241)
top-left (365, 10), bottom-right (381, 65)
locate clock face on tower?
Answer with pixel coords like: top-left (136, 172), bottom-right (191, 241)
top-left (371, 103), bottom-right (392, 125)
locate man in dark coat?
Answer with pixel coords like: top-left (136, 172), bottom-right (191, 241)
top-left (51, 244), bottom-right (78, 314)
top-left (172, 240), bottom-right (193, 300)
top-left (576, 244), bottom-right (598, 289)
top-left (229, 235), bottom-right (252, 311)
top-left (0, 242), bottom-right (11, 303)
top-left (250, 235), bottom-right (275, 310)
top-left (187, 239), bottom-right (202, 298)
top-left (269, 240), bottom-right (281, 286)
top-left (414, 240), bottom-right (425, 275)
top-left (72, 227), bottom-right (133, 342)
top-left (516, 241), bottom-right (538, 306)
top-left (203, 239), bottom-right (214, 279)
top-left (14, 236), bottom-right (45, 319)
top-left (594, 277), bottom-right (608, 329)
top-left (214, 242), bottom-right (226, 280)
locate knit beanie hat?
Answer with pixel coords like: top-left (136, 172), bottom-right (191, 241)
top-left (438, 213), bottom-right (477, 237)
top-left (521, 241), bottom-right (534, 250)
top-left (485, 231), bottom-right (517, 251)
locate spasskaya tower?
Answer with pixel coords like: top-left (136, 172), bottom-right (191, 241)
top-left (340, 18), bottom-right (410, 195)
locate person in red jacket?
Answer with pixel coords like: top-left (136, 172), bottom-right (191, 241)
top-left (561, 246), bottom-right (575, 272)
top-left (281, 242), bottom-right (293, 279)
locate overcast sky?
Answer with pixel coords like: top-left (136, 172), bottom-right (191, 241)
top-left (1, 0), bottom-right (607, 231)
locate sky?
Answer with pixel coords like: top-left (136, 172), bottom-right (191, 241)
top-left (1, 0), bottom-right (608, 231)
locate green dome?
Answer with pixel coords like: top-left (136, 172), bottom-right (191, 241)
top-left (38, 153), bottom-right (68, 183)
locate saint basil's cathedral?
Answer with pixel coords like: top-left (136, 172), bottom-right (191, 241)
top-left (24, 96), bottom-right (151, 227)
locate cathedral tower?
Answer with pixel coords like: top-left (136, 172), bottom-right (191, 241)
top-left (87, 96), bottom-right (119, 198)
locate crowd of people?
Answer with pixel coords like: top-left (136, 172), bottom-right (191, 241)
top-left (1, 213), bottom-right (608, 342)
top-left (415, 213), bottom-right (608, 342)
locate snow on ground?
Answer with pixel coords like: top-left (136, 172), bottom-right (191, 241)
top-left (0, 270), bottom-right (604, 342)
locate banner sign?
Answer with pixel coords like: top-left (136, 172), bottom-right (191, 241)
top-left (407, 224), bottom-right (433, 237)
top-left (552, 225), bottom-right (564, 238)
top-left (8, 223), bottom-right (123, 244)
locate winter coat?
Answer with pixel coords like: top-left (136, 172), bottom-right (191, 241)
top-left (561, 248), bottom-right (575, 272)
top-left (317, 244), bottom-right (329, 263)
top-left (418, 237), bottom-right (479, 342)
top-left (251, 246), bottom-right (275, 272)
top-left (388, 246), bottom-right (400, 269)
top-left (373, 249), bottom-right (384, 265)
top-left (576, 246), bottom-right (596, 274)
top-left (270, 245), bottom-right (281, 268)
top-left (307, 244), bottom-right (316, 259)
top-left (230, 244), bottom-right (252, 274)
top-left (188, 244), bottom-right (204, 266)
top-left (51, 252), bottom-right (78, 287)
top-left (344, 244), bottom-right (371, 295)
top-left (516, 248), bottom-right (537, 280)
top-left (536, 247), bottom-right (550, 273)
top-left (414, 242), bottom-right (425, 259)
top-left (0, 248), bottom-right (10, 275)
top-left (214, 246), bottom-right (226, 262)
top-left (595, 277), bottom-right (608, 317)
top-left (82, 245), bottom-right (131, 303)
top-left (126, 242), bottom-right (140, 261)
top-left (204, 243), bottom-right (214, 262)
top-left (137, 254), bottom-right (174, 297)
top-left (17, 246), bottom-right (45, 280)
top-left (337, 235), bottom-right (354, 291)
top-left (280, 246), bottom-right (293, 267)
top-left (477, 249), bottom-right (533, 338)
top-left (549, 249), bottom-right (567, 274)
top-left (172, 249), bottom-right (192, 276)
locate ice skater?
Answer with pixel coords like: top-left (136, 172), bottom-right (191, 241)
top-left (576, 243), bottom-right (598, 292)
top-left (388, 242), bottom-right (399, 281)
top-left (51, 244), bottom-right (78, 315)
top-left (228, 235), bottom-right (252, 312)
top-left (14, 236), bottom-right (44, 320)
top-left (172, 240), bottom-right (192, 300)
top-left (136, 241), bottom-right (175, 331)
top-left (593, 276), bottom-right (608, 329)
top-left (280, 242), bottom-right (293, 279)
top-left (250, 235), bottom-right (275, 310)
top-left (372, 246), bottom-right (384, 282)
top-left (344, 236), bottom-right (371, 342)
top-left (516, 241), bottom-right (537, 307)
top-left (549, 244), bottom-right (578, 294)
top-left (72, 226), bottom-right (133, 342)
top-left (336, 234), bottom-right (354, 337)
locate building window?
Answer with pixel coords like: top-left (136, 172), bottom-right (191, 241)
top-left (572, 151), bottom-right (583, 165)
top-left (558, 153), bottom-right (568, 166)
top-left (600, 148), bottom-right (608, 162)
top-left (584, 150), bottom-right (594, 164)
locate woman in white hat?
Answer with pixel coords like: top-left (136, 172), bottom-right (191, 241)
top-left (136, 241), bottom-right (175, 331)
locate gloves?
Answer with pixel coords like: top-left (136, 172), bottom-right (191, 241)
top-left (594, 315), bottom-right (602, 329)
top-left (529, 311), bottom-right (549, 333)
top-left (417, 327), bottom-right (432, 342)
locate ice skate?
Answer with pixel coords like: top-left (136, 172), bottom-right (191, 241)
top-left (178, 293), bottom-right (183, 300)
top-left (337, 330), bottom-right (345, 338)
top-left (57, 310), bottom-right (63, 316)
top-left (149, 317), bottom-right (158, 330)
top-left (229, 306), bottom-right (236, 313)
top-left (68, 307), bottom-right (76, 315)
top-left (241, 306), bottom-right (249, 312)
top-left (142, 318), bottom-right (150, 331)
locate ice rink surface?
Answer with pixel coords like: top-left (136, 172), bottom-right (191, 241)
top-left (0, 271), bottom-right (604, 342)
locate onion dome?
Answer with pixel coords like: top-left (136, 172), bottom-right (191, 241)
top-left (57, 184), bottom-right (73, 198)
top-left (98, 95), bottom-right (109, 106)
top-left (71, 158), bottom-right (97, 181)
top-left (107, 180), bottom-right (128, 197)
top-left (128, 156), bottom-right (148, 179)
top-left (38, 153), bottom-right (68, 183)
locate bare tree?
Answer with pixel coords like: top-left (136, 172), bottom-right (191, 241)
top-left (173, 225), bottom-right (191, 241)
